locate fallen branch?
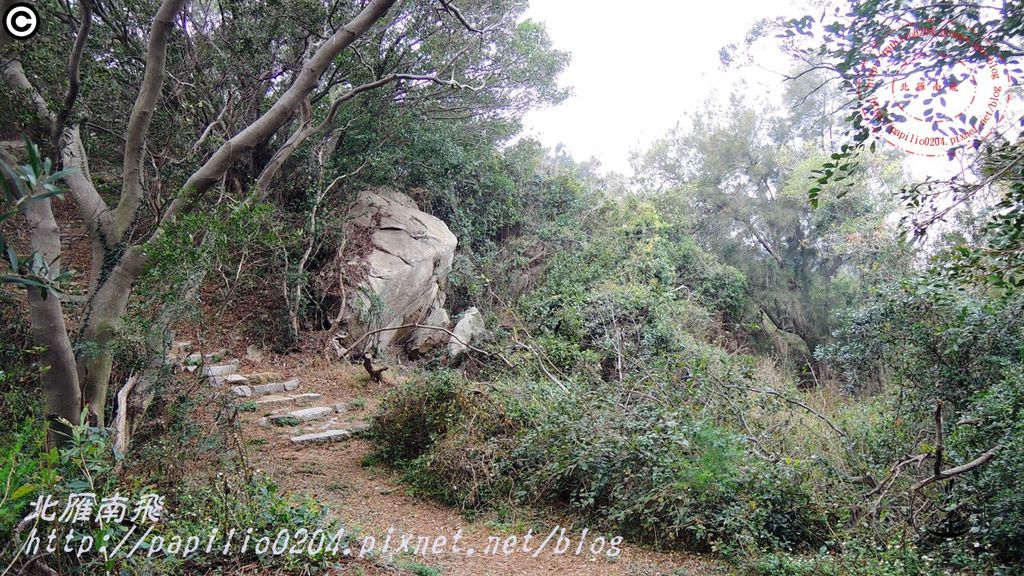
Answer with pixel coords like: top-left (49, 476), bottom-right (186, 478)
top-left (112, 373), bottom-right (139, 455)
top-left (510, 332), bottom-right (568, 393)
top-left (727, 383), bottom-right (847, 438)
top-left (863, 453), bottom-right (927, 499)
top-left (339, 323), bottom-right (513, 368)
top-left (912, 446), bottom-right (1000, 492)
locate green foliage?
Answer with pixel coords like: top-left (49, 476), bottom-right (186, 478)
top-left (823, 269), bottom-right (1024, 565)
top-left (0, 140), bottom-right (77, 295)
top-left (373, 367), bottom-right (830, 556)
top-left (370, 369), bottom-right (519, 508)
top-left (0, 406), bottom-right (340, 574)
top-left (517, 195), bottom-right (747, 378)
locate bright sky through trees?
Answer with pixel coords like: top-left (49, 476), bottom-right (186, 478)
top-left (522, 0), bottom-right (798, 173)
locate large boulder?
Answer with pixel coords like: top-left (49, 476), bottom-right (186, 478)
top-left (340, 188), bottom-right (457, 354)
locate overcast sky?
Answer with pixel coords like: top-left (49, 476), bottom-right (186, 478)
top-left (518, 1), bottom-right (1023, 179)
top-left (520, 0), bottom-right (801, 173)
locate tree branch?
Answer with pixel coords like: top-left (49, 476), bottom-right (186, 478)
top-left (912, 446), bottom-right (999, 493)
top-left (114, 0), bottom-right (187, 238)
top-left (438, 0), bottom-right (494, 34)
top-left (165, 0), bottom-right (398, 222)
top-left (50, 0), bottom-right (93, 164)
top-left (252, 70), bottom-right (479, 199)
top-left (3, 58), bottom-right (112, 241)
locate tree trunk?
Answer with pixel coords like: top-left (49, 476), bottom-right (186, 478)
top-left (21, 196), bottom-right (81, 445)
top-left (77, 249), bottom-right (144, 425)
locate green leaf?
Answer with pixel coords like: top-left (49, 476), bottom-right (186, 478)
top-left (10, 483), bottom-right (35, 501)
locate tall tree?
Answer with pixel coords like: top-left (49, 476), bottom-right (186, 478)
top-left (632, 92), bottom-right (904, 379)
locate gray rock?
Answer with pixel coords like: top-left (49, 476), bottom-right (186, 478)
top-left (212, 373), bottom-right (249, 386)
top-left (290, 430), bottom-right (352, 445)
top-left (317, 418), bottom-right (340, 430)
top-left (252, 394), bottom-right (295, 407)
top-left (282, 378), bottom-right (300, 391)
top-left (339, 189), bottom-right (458, 354)
top-left (245, 345), bottom-right (264, 362)
top-left (334, 403), bottom-right (347, 413)
top-left (346, 421), bottom-right (372, 436)
top-left (448, 307), bottom-right (485, 360)
top-left (230, 385), bottom-right (253, 397)
top-left (409, 301), bottom-right (450, 355)
top-left (251, 393), bottom-right (322, 408)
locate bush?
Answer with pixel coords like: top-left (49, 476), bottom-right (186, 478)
top-left (372, 371), bottom-right (829, 555)
top-left (370, 369), bottom-right (521, 508)
top-left (1, 408), bottom-right (342, 575)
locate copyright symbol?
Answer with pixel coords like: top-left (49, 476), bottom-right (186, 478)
top-left (4, 3), bottom-right (39, 40)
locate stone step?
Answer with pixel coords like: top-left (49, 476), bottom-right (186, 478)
top-left (269, 406), bottom-right (335, 426)
top-left (211, 373), bottom-right (249, 386)
top-left (202, 361), bottom-right (239, 377)
top-left (168, 341), bottom-right (193, 360)
top-left (250, 392), bottom-right (322, 408)
top-left (230, 378), bottom-right (300, 398)
top-left (289, 421), bottom-right (372, 445)
top-left (241, 372), bottom-right (285, 385)
top-left (290, 429), bottom-right (352, 445)
top-left (185, 350), bottom-right (229, 366)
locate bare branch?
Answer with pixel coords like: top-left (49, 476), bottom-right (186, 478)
top-left (727, 382), bottom-right (847, 438)
top-left (912, 446), bottom-right (1000, 493)
top-left (338, 322), bottom-right (514, 369)
top-left (50, 0), bottom-right (93, 164)
top-left (438, 0), bottom-right (494, 34)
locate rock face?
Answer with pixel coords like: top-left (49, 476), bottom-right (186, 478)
top-left (342, 188), bottom-right (457, 354)
top-left (448, 307), bottom-right (485, 361)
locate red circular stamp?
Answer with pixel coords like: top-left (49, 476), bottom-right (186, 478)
top-left (853, 21), bottom-right (1012, 157)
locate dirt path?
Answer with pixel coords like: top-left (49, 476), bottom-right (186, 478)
top-left (225, 357), bottom-right (725, 576)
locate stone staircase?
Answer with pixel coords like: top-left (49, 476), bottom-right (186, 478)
top-left (170, 341), bottom-right (370, 445)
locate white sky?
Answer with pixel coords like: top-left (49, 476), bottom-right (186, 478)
top-left (521, 0), bottom-right (801, 173)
